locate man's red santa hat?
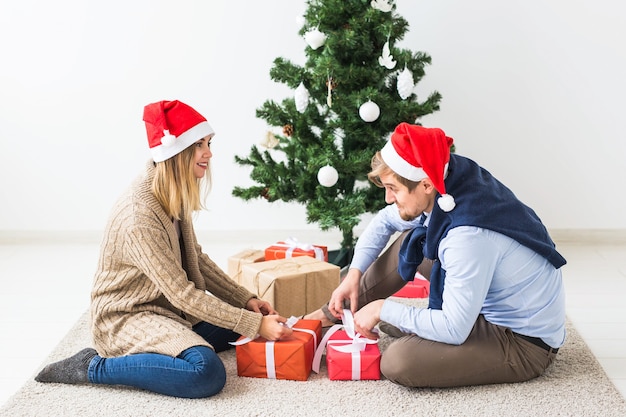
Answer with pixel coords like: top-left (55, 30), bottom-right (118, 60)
top-left (380, 122), bottom-right (456, 212)
top-left (143, 100), bottom-right (214, 162)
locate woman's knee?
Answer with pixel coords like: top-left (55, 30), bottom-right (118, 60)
top-left (180, 346), bottom-right (227, 398)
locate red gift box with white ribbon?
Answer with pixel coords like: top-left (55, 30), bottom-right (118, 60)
top-left (312, 310), bottom-right (381, 381)
top-left (232, 318), bottom-right (322, 381)
top-left (325, 330), bottom-right (381, 380)
top-left (264, 237), bottom-right (328, 262)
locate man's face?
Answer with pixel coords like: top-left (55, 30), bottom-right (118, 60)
top-left (378, 172), bottom-right (436, 221)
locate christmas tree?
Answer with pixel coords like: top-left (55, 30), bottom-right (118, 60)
top-left (232, 0), bottom-right (442, 264)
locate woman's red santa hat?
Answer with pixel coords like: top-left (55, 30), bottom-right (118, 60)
top-left (380, 122), bottom-right (456, 212)
top-left (143, 100), bottom-right (215, 162)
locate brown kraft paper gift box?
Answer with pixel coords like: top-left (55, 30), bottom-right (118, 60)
top-left (227, 249), bottom-right (266, 284)
top-left (240, 256), bottom-right (340, 317)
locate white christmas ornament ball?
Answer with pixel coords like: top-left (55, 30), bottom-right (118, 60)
top-left (317, 165), bottom-right (339, 187)
top-left (359, 100), bottom-right (380, 122)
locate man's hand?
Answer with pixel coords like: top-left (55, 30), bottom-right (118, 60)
top-left (353, 300), bottom-right (385, 340)
top-left (328, 268), bottom-right (361, 319)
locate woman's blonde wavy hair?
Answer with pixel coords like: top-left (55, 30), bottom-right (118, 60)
top-left (152, 143), bottom-right (212, 221)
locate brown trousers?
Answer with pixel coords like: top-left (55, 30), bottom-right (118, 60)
top-left (321, 231), bottom-right (557, 388)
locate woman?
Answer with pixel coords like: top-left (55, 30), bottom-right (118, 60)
top-left (35, 100), bottom-right (292, 398)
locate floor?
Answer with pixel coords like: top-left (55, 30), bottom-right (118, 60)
top-left (1, 232), bottom-right (625, 407)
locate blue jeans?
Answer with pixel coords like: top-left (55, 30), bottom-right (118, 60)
top-left (88, 322), bottom-right (240, 398)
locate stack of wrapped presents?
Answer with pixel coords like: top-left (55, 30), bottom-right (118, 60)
top-left (227, 239), bottom-right (338, 318)
top-left (226, 239), bottom-right (381, 381)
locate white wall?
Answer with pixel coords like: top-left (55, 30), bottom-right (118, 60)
top-left (1, 0), bottom-right (624, 235)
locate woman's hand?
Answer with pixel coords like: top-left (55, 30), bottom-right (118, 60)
top-left (258, 315), bottom-right (293, 341)
top-left (246, 298), bottom-right (277, 315)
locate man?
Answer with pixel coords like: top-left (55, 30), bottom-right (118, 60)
top-left (306, 122), bottom-right (566, 387)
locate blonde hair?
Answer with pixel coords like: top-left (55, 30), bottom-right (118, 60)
top-left (368, 151), bottom-right (421, 192)
top-left (152, 144), bottom-right (212, 221)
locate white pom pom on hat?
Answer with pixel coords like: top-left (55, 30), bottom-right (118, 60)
top-left (160, 130), bottom-right (176, 147)
top-left (380, 122), bottom-right (456, 212)
top-left (437, 194), bottom-right (456, 212)
top-left (143, 100), bottom-right (215, 162)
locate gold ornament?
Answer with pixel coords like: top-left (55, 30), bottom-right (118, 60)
top-left (259, 131), bottom-right (279, 149)
top-left (327, 76), bottom-right (333, 107)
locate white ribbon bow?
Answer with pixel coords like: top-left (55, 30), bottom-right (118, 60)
top-left (273, 237), bottom-right (325, 261)
top-left (312, 309), bottom-right (378, 380)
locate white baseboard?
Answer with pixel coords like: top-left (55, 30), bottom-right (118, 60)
top-left (1, 229), bottom-right (625, 246)
top-left (548, 229), bottom-right (626, 245)
top-left (0, 230), bottom-right (105, 245)
top-left (0, 229), bottom-right (347, 248)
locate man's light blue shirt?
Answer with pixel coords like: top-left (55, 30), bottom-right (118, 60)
top-left (350, 204), bottom-right (421, 273)
top-left (356, 205), bottom-right (566, 349)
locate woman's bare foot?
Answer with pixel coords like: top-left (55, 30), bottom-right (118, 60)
top-left (303, 309), bottom-right (336, 327)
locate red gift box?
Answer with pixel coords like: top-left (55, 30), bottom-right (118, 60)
top-left (312, 314), bottom-right (381, 381)
top-left (264, 238), bottom-right (328, 262)
top-left (392, 278), bottom-right (430, 298)
top-left (325, 330), bottom-right (381, 381)
top-left (234, 319), bottom-right (322, 381)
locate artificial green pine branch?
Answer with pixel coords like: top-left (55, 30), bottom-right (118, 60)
top-left (233, 0), bottom-right (442, 254)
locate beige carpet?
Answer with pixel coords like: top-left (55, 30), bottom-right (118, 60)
top-left (3, 301), bottom-right (626, 417)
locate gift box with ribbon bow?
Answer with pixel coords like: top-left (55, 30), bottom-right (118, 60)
top-left (240, 256), bottom-right (340, 317)
top-left (312, 310), bottom-right (381, 381)
top-left (232, 317), bottom-right (322, 381)
top-left (227, 249), bottom-right (266, 284)
top-left (264, 237), bottom-right (328, 262)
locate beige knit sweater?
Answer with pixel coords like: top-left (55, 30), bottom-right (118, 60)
top-left (90, 161), bottom-right (262, 358)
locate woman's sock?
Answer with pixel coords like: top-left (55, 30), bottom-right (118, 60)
top-left (35, 348), bottom-right (97, 384)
